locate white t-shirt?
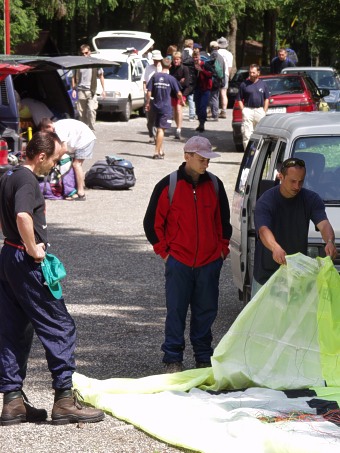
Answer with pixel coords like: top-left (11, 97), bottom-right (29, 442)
top-left (54, 119), bottom-right (96, 151)
top-left (218, 49), bottom-right (233, 77)
top-left (143, 63), bottom-right (162, 83)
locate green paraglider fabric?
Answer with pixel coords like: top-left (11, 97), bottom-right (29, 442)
top-left (73, 253), bottom-right (340, 452)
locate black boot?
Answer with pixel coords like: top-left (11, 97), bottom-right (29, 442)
top-left (52, 389), bottom-right (105, 425)
top-left (195, 122), bottom-right (205, 132)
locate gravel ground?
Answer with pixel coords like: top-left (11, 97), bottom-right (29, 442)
top-left (0, 109), bottom-right (243, 452)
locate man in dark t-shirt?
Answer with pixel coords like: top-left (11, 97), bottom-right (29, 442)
top-left (237, 64), bottom-right (269, 150)
top-left (145, 58), bottom-right (184, 159)
top-left (252, 157), bottom-right (337, 295)
top-left (0, 132), bottom-right (104, 426)
top-left (270, 48), bottom-right (295, 74)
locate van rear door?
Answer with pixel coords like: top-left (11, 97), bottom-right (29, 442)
top-left (230, 136), bottom-right (285, 303)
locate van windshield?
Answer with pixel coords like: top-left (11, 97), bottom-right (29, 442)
top-left (293, 136), bottom-right (340, 202)
top-left (103, 63), bottom-right (129, 80)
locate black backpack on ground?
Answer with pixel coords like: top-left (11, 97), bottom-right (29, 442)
top-left (85, 156), bottom-right (136, 190)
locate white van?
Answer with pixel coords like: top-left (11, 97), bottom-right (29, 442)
top-left (91, 31), bottom-right (154, 121)
top-left (230, 111), bottom-right (340, 303)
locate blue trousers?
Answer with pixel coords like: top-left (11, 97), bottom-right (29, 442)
top-left (194, 89), bottom-right (210, 124)
top-left (162, 256), bottom-right (223, 363)
top-left (0, 245), bottom-right (76, 392)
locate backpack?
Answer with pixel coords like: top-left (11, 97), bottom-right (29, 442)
top-left (85, 155), bottom-right (136, 190)
top-left (168, 170), bottom-right (219, 204)
top-left (39, 167), bottom-right (64, 200)
top-left (38, 154), bottom-right (77, 200)
top-left (204, 56), bottom-right (225, 88)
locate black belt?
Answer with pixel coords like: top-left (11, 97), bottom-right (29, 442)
top-left (245, 106), bottom-right (263, 108)
top-left (4, 239), bottom-right (25, 250)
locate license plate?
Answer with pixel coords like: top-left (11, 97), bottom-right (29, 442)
top-left (267, 107), bottom-right (287, 114)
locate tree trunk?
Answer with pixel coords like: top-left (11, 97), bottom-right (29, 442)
top-left (229, 15), bottom-right (237, 77)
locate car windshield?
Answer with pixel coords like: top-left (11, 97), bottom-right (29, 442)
top-left (103, 63), bottom-right (128, 80)
top-left (293, 136), bottom-right (340, 202)
top-left (307, 71), bottom-right (340, 90)
top-left (264, 76), bottom-right (303, 95)
top-left (95, 37), bottom-right (151, 52)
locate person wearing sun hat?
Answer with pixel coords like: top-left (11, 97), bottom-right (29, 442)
top-left (217, 36), bottom-right (233, 116)
top-left (143, 49), bottom-right (164, 144)
top-left (143, 135), bottom-right (232, 373)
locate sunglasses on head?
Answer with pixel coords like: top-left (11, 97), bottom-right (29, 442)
top-left (281, 158), bottom-right (305, 170)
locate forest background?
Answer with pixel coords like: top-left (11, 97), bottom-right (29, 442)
top-left (1, 0), bottom-right (340, 70)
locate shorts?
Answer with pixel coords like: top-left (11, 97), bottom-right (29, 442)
top-left (155, 112), bottom-right (173, 129)
top-left (171, 96), bottom-right (186, 108)
top-left (74, 139), bottom-right (96, 160)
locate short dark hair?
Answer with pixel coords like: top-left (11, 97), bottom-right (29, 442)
top-left (280, 158), bottom-right (306, 176)
top-left (25, 131), bottom-right (61, 160)
top-left (249, 64), bottom-right (260, 71)
top-left (80, 44), bottom-right (91, 52)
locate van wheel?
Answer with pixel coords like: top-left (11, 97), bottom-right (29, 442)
top-left (119, 100), bottom-right (131, 122)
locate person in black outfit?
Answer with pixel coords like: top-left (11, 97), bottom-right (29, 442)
top-left (252, 157), bottom-right (337, 296)
top-left (0, 131), bottom-right (105, 426)
top-left (270, 48), bottom-right (295, 74)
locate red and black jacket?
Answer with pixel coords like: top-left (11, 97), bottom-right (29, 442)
top-left (143, 163), bottom-right (232, 268)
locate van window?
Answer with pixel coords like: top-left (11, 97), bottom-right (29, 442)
top-left (256, 139), bottom-right (279, 198)
top-left (235, 139), bottom-right (259, 194)
top-left (293, 136), bottom-right (340, 202)
top-left (103, 63), bottom-right (129, 80)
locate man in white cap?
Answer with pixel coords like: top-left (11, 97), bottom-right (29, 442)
top-left (143, 136), bottom-right (232, 373)
top-left (143, 49), bottom-right (163, 143)
top-left (217, 36), bottom-right (233, 117)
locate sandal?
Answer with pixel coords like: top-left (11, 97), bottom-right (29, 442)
top-left (74, 194), bottom-right (86, 201)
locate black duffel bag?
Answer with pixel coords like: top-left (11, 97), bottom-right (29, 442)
top-left (85, 156), bottom-right (136, 190)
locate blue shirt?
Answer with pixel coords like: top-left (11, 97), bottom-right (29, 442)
top-left (147, 72), bottom-right (181, 114)
top-left (253, 185), bottom-right (328, 284)
top-left (237, 79), bottom-right (269, 108)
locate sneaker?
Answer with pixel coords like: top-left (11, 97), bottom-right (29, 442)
top-left (189, 117), bottom-right (195, 122)
top-left (1, 390), bottom-right (48, 426)
top-left (211, 117), bottom-right (219, 122)
top-left (195, 362), bottom-right (211, 369)
top-left (51, 389), bottom-right (105, 425)
top-left (175, 129), bottom-right (181, 139)
top-left (164, 362), bottom-right (184, 373)
top-left (219, 111), bottom-right (227, 119)
top-left (148, 137), bottom-right (155, 144)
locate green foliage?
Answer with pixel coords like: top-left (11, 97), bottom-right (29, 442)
top-left (0, 0), bottom-right (39, 52)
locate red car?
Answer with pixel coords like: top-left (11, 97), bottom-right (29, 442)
top-left (232, 74), bottom-right (329, 152)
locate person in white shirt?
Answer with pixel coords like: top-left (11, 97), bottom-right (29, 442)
top-left (143, 50), bottom-right (163, 143)
top-left (38, 118), bottom-right (96, 200)
top-left (217, 37), bottom-right (233, 118)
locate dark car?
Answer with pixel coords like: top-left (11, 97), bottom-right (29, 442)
top-left (231, 73), bottom-right (330, 152)
top-left (0, 55), bottom-right (112, 154)
top-left (227, 66), bottom-right (270, 108)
